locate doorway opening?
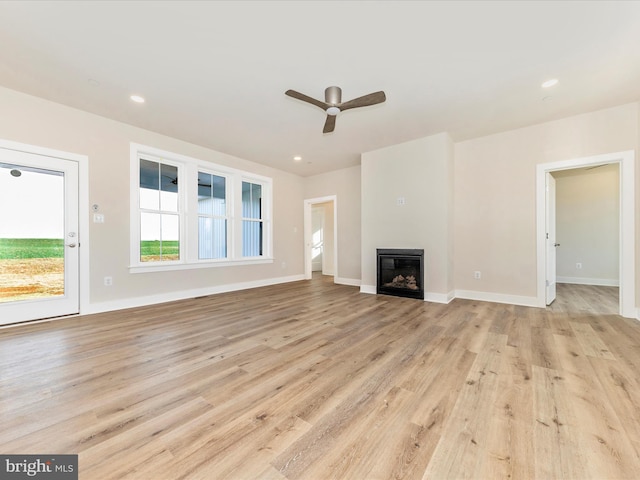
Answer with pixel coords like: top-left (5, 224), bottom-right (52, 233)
top-left (549, 164), bottom-right (620, 314)
top-left (304, 196), bottom-right (337, 281)
top-left (536, 151), bottom-right (635, 318)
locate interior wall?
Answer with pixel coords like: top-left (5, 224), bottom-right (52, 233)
top-left (455, 102), bottom-right (638, 302)
top-left (322, 201), bottom-right (335, 275)
top-left (304, 165), bottom-right (361, 284)
top-left (361, 132), bottom-right (454, 301)
top-left (554, 164), bottom-right (619, 285)
top-left (0, 86), bottom-right (305, 310)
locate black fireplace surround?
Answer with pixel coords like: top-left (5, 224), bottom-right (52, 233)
top-left (376, 248), bottom-right (424, 300)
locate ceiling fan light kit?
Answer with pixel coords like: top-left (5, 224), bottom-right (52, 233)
top-left (285, 85), bottom-right (386, 133)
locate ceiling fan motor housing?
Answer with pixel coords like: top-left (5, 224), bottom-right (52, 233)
top-left (325, 86), bottom-right (342, 105)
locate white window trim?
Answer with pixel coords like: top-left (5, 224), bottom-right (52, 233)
top-left (135, 153), bottom-right (185, 266)
top-left (191, 168), bottom-right (231, 262)
top-left (240, 176), bottom-right (272, 259)
top-left (130, 143), bottom-right (273, 273)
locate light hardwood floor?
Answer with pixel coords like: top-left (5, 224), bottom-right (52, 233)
top-left (549, 283), bottom-right (620, 315)
top-left (1, 277), bottom-right (639, 479)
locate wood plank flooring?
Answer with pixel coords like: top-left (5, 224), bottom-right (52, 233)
top-left (549, 283), bottom-right (619, 315)
top-left (1, 276), bottom-right (639, 479)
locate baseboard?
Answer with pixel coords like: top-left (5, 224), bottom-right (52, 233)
top-left (335, 277), bottom-right (360, 287)
top-left (455, 289), bottom-right (540, 308)
top-left (360, 284), bottom-right (376, 295)
top-left (424, 291), bottom-right (455, 304)
top-left (557, 276), bottom-right (620, 287)
top-left (86, 274), bottom-right (306, 315)
top-left (361, 285), bottom-right (454, 304)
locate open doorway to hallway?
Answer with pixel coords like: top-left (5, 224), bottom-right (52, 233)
top-left (550, 163), bottom-right (620, 315)
top-left (537, 150), bottom-right (634, 318)
top-left (311, 202), bottom-right (334, 276)
top-left (304, 196), bottom-right (337, 281)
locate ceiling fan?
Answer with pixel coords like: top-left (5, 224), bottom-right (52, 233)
top-left (285, 86), bottom-right (386, 133)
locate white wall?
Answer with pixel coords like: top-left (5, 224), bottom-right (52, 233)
top-left (0, 86), bottom-right (305, 312)
top-left (361, 132), bottom-right (454, 302)
top-left (554, 164), bottom-right (620, 286)
top-left (455, 103), bottom-right (637, 304)
top-left (321, 201), bottom-right (335, 275)
top-left (304, 166), bottom-right (361, 284)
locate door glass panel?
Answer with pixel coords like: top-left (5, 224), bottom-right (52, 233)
top-left (0, 163), bottom-right (65, 303)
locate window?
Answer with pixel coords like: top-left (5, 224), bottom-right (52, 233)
top-left (242, 181), bottom-right (262, 257)
top-left (198, 172), bottom-right (227, 259)
top-left (130, 144), bottom-right (272, 272)
top-left (139, 158), bottom-right (181, 262)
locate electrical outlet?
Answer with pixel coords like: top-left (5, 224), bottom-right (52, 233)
top-left (104, 276), bottom-right (113, 286)
top-left (474, 271), bottom-right (481, 280)
top-left (576, 263), bottom-right (582, 270)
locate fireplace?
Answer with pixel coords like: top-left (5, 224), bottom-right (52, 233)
top-left (377, 248), bottom-right (424, 300)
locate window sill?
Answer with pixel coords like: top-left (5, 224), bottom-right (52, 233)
top-left (129, 257), bottom-right (274, 274)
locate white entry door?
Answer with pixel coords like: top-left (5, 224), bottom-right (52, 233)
top-left (0, 149), bottom-right (79, 324)
top-left (545, 172), bottom-right (557, 305)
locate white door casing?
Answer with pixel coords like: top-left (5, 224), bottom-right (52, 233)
top-left (0, 140), bottom-right (88, 325)
top-left (303, 195), bottom-right (337, 281)
top-left (545, 172), bottom-right (557, 305)
top-left (536, 151), bottom-right (635, 318)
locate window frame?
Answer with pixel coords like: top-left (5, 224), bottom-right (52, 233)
top-left (130, 143), bottom-right (273, 273)
top-left (196, 169), bottom-right (230, 261)
top-left (136, 155), bottom-right (184, 265)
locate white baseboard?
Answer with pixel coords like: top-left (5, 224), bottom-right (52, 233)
top-left (424, 291), bottom-right (455, 304)
top-left (455, 289), bottom-right (540, 308)
top-left (335, 277), bottom-right (361, 287)
top-left (361, 285), bottom-right (454, 304)
top-left (557, 276), bottom-right (620, 287)
top-left (86, 274), bottom-right (305, 315)
top-left (360, 284), bottom-right (376, 295)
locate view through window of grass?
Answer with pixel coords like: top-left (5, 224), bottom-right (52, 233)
top-left (140, 240), bottom-right (180, 262)
top-left (0, 238), bottom-right (64, 303)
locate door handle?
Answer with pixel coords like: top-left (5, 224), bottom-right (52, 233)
top-left (554, 243), bottom-right (560, 247)
top-left (66, 243), bottom-right (77, 248)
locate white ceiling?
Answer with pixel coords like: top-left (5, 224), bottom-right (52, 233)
top-left (0, 1), bottom-right (639, 177)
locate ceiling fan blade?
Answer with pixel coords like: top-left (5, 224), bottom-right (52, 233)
top-left (323, 114), bottom-right (336, 133)
top-left (285, 89), bottom-right (329, 110)
top-left (339, 91), bottom-right (386, 111)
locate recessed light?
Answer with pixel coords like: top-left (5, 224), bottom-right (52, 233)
top-left (293, 156), bottom-right (302, 161)
top-left (541, 79), bottom-right (558, 88)
top-left (130, 95), bottom-right (145, 103)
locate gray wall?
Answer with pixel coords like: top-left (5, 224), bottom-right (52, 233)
top-left (304, 165), bottom-right (361, 284)
top-left (361, 133), bottom-right (454, 301)
top-left (554, 164), bottom-right (619, 285)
